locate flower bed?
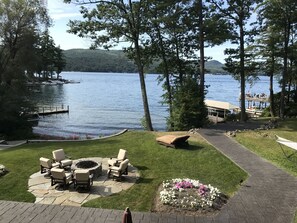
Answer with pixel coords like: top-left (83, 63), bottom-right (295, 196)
top-left (159, 178), bottom-right (227, 211)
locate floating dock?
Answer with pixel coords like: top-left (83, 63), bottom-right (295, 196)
top-left (38, 105), bottom-right (69, 116)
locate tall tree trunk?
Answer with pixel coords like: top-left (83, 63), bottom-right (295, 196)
top-left (156, 26), bottom-right (173, 127)
top-left (134, 41), bottom-right (153, 131)
top-left (198, 0), bottom-right (205, 99)
top-left (287, 59), bottom-right (293, 104)
top-left (269, 53), bottom-right (275, 117)
top-left (174, 34), bottom-right (183, 85)
top-left (269, 71), bottom-right (275, 117)
top-left (239, 23), bottom-right (246, 121)
top-left (280, 22), bottom-right (290, 119)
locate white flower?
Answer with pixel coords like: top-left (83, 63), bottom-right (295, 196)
top-left (159, 178), bottom-right (221, 210)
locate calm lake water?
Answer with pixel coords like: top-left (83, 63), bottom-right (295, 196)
top-left (31, 72), bottom-right (281, 138)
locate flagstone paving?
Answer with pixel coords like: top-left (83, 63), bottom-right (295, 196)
top-left (28, 157), bottom-right (139, 206)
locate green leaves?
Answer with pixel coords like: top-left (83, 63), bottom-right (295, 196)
top-left (169, 77), bottom-right (207, 131)
top-left (0, 0), bottom-right (53, 138)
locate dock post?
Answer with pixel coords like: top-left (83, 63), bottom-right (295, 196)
top-left (67, 105), bottom-right (69, 112)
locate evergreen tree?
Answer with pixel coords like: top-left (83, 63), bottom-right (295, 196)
top-left (145, 0), bottom-right (195, 129)
top-left (209, 0), bottom-right (260, 121)
top-left (257, 0), bottom-right (297, 118)
top-left (170, 76), bottom-right (207, 130)
top-left (252, 26), bottom-right (282, 117)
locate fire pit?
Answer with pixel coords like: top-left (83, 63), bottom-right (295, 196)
top-left (74, 160), bottom-right (102, 178)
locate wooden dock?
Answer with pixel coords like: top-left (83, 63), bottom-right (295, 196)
top-left (246, 96), bottom-right (269, 103)
top-left (38, 105), bottom-right (69, 116)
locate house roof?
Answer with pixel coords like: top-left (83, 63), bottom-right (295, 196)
top-left (205, 99), bottom-right (239, 110)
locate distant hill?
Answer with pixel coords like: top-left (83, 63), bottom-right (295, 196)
top-left (205, 60), bottom-right (226, 74)
top-left (63, 49), bottom-right (138, 73)
top-left (63, 49), bottom-right (226, 74)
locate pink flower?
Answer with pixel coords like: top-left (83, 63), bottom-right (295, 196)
top-left (175, 181), bottom-right (193, 189)
top-left (198, 184), bottom-right (208, 196)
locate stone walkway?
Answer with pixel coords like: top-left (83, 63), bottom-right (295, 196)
top-left (1, 128), bottom-right (297, 222)
top-left (198, 128), bottom-right (297, 223)
top-left (28, 157), bottom-right (139, 206)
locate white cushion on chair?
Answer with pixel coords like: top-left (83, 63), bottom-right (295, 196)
top-left (51, 168), bottom-right (72, 184)
top-left (61, 159), bottom-right (72, 167)
top-left (52, 149), bottom-right (66, 162)
top-left (110, 159), bottom-right (129, 177)
top-left (52, 149), bottom-right (73, 167)
top-left (40, 157), bottom-right (52, 168)
top-left (51, 168), bottom-right (64, 177)
top-left (75, 169), bottom-right (90, 181)
top-left (108, 149), bottom-right (127, 166)
top-left (117, 149), bottom-right (127, 160)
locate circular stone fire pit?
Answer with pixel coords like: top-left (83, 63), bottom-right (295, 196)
top-left (74, 160), bottom-right (102, 178)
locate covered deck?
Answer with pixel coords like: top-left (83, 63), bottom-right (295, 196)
top-left (205, 100), bottom-right (239, 123)
top-left (245, 93), bottom-right (270, 117)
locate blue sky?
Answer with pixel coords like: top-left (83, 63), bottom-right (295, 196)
top-left (47, 0), bottom-right (91, 49)
top-left (47, 0), bottom-right (228, 63)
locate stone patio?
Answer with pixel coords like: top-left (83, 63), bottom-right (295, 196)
top-left (28, 157), bottom-right (139, 206)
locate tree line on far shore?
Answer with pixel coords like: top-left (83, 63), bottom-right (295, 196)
top-left (63, 49), bottom-right (226, 74)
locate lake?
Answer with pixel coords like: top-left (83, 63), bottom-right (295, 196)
top-left (31, 72), bottom-right (280, 138)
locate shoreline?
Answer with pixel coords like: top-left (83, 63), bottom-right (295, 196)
top-left (28, 129), bottom-right (128, 143)
top-left (0, 129), bottom-right (128, 150)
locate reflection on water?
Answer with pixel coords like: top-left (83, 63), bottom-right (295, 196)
top-left (30, 84), bottom-right (66, 106)
top-left (31, 72), bottom-right (280, 138)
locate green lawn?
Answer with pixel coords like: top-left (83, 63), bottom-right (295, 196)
top-left (0, 131), bottom-right (247, 211)
top-left (235, 118), bottom-right (297, 177)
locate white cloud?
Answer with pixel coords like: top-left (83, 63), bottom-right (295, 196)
top-left (50, 12), bottom-right (81, 20)
top-left (46, 0), bottom-right (89, 49)
top-left (48, 0), bottom-right (82, 20)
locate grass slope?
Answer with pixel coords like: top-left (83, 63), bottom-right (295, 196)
top-left (235, 118), bottom-right (297, 177)
top-left (0, 131), bottom-right (246, 211)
